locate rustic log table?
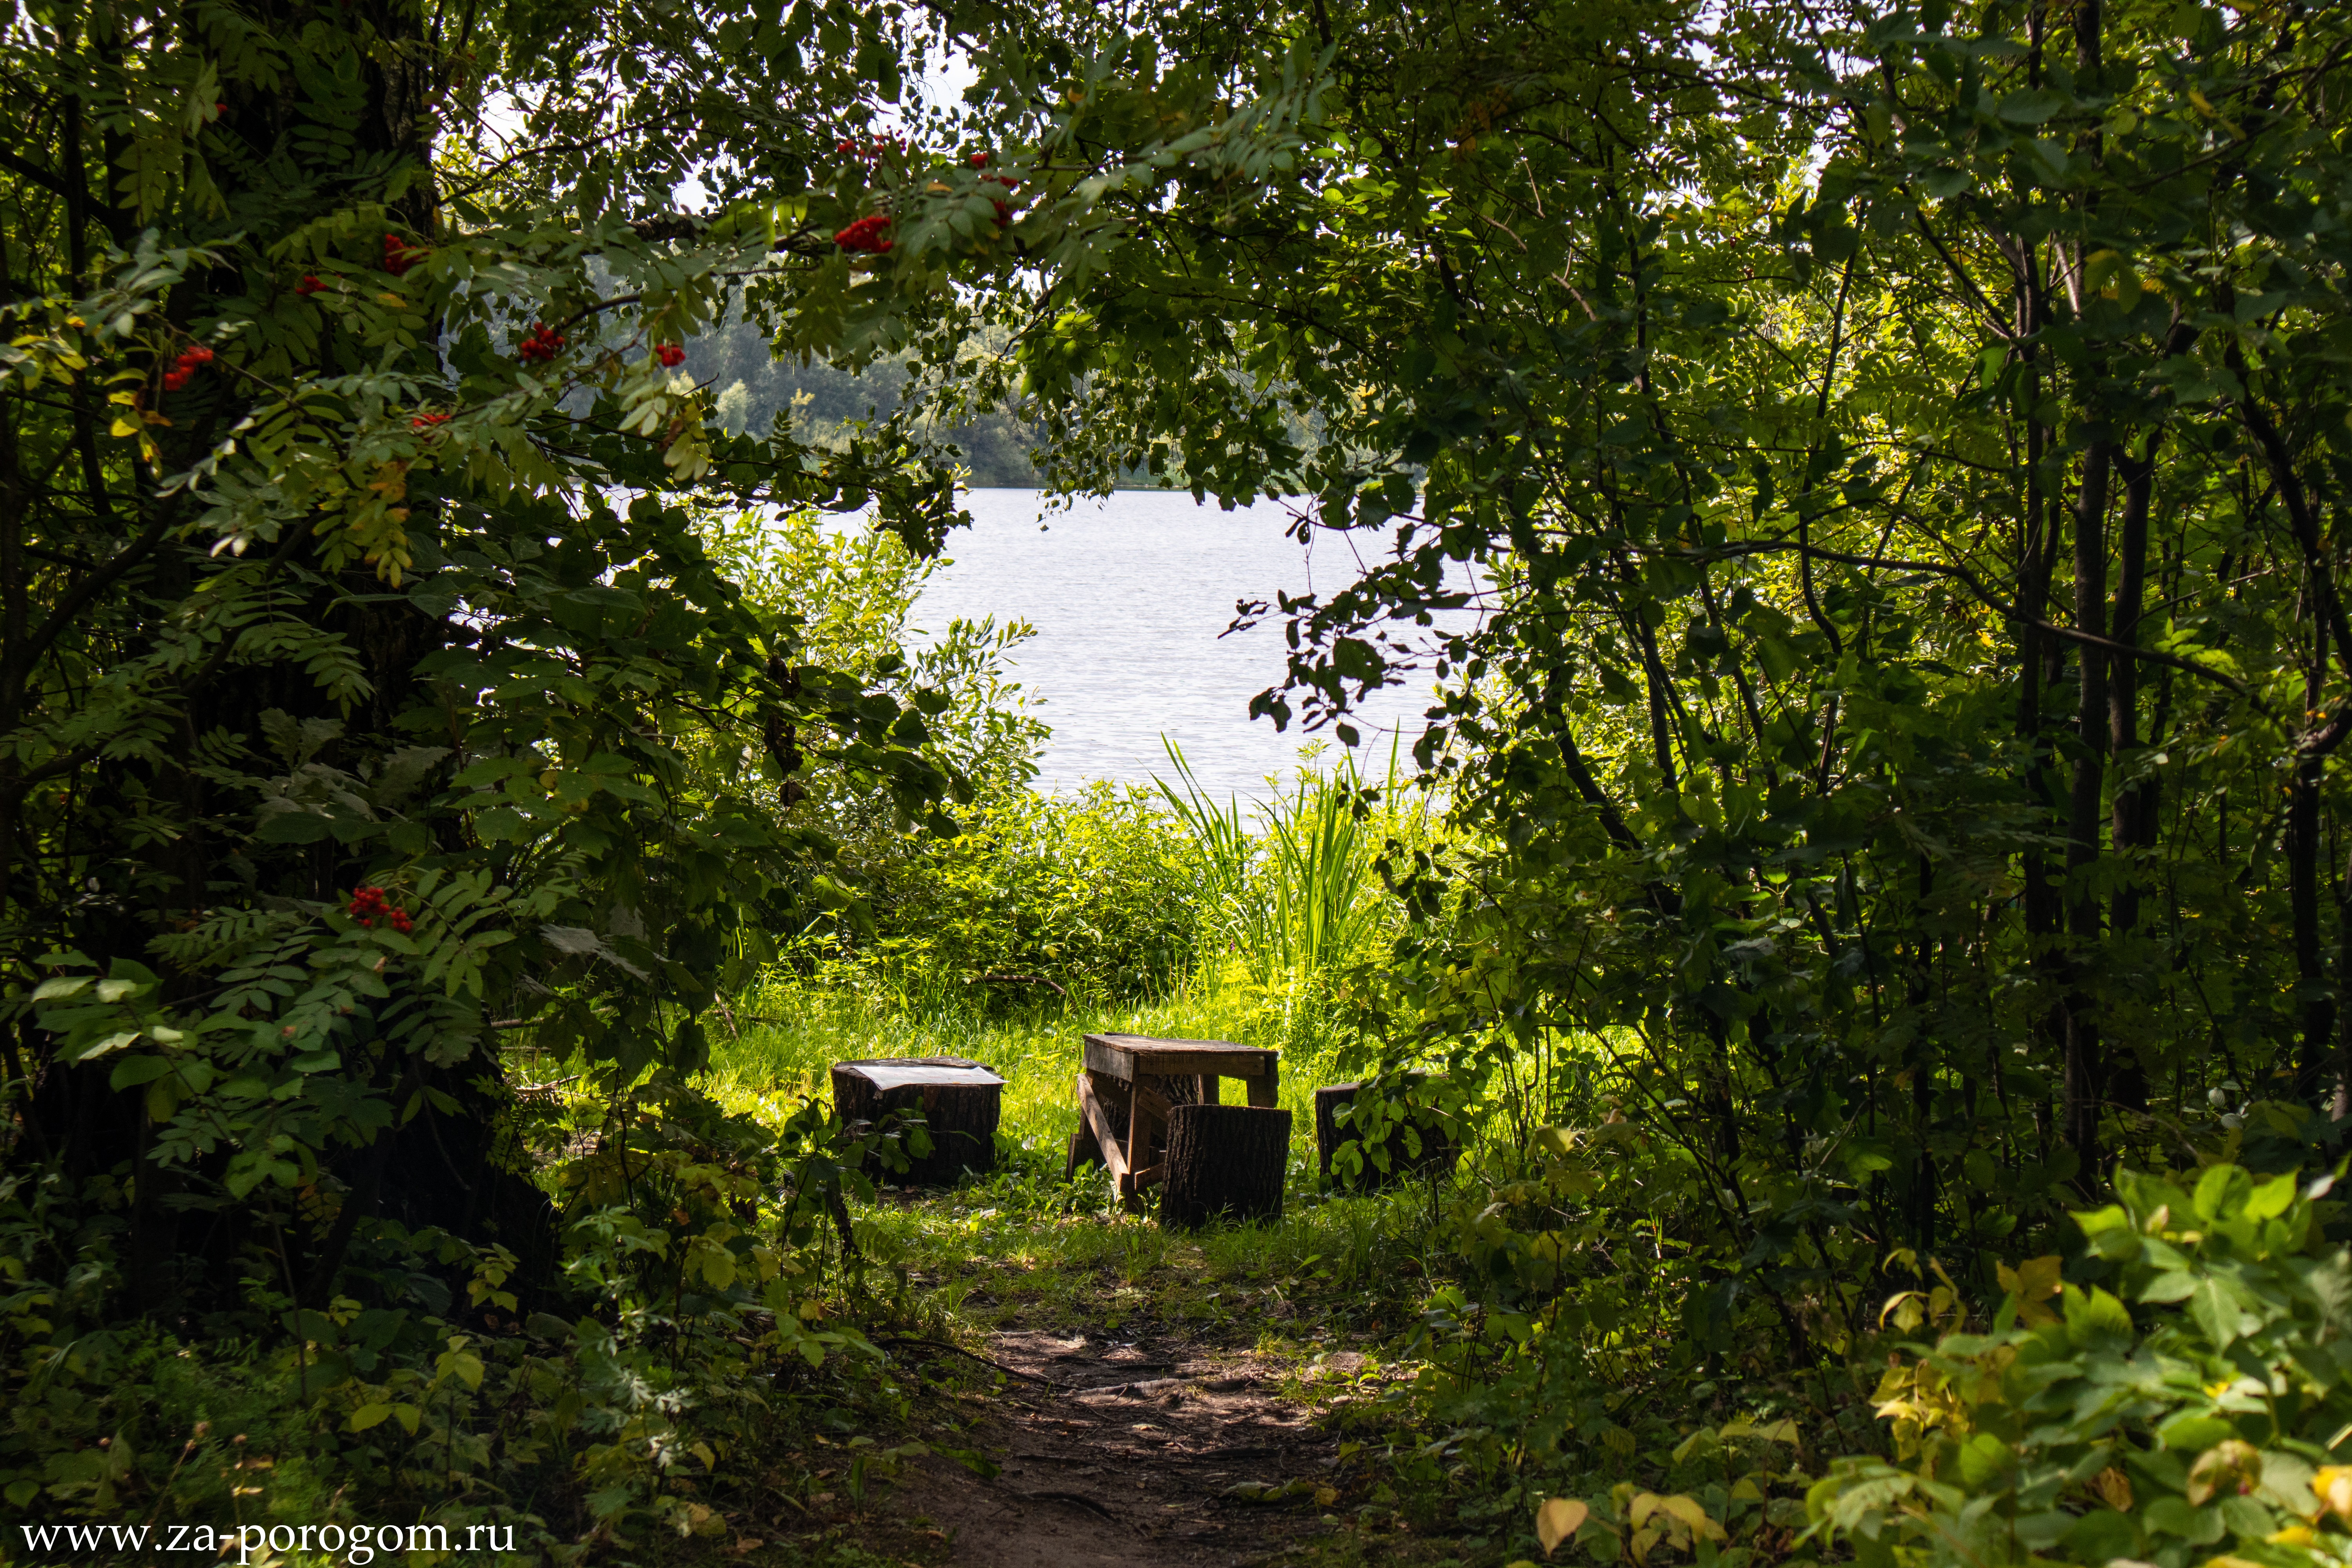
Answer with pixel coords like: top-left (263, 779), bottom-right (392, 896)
top-left (1066, 1033), bottom-right (1279, 1210)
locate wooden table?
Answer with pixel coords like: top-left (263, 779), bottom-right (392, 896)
top-left (1070, 1034), bottom-right (1279, 1209)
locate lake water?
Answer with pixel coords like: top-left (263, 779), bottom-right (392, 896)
top-left (911, 490), bottom-right (1478, 803)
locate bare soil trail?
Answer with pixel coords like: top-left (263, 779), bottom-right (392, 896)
top-left (884, 1327), bottom-right (1354, 1566)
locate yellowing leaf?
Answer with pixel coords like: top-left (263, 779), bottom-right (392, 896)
top-left (2313, 1466), bottom-right (2352, 1520)
top-left (2187, 1440), bottom-right (2261, 1505)
top-left (1536, 1497), bottom-right (1589, 1558)
top-left (1996, 1255), bottom-right (2063, 1325)
top-left (1657, 1494), bottom-right (1724, 1541)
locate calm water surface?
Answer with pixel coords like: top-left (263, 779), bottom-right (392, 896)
top-left (911, 490), bottom-right (1479, 802)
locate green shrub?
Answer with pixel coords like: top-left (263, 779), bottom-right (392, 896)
top-left (1808, 1155), bottom-right (2352, 1568)
top-left (834, 782), bottom-right (1203, 1004)
top-left (0, 1076), bottom-right (926, 1553)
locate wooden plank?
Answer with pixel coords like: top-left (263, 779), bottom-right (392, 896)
top-left (1247, 1052), bottom-right (1280, 1108)
top-left (1128, 1081), bottom-right (1167, 1192)
top-left (1084, 1034), bottom-right (1276, 1083)
top-left (1076, 1073), bottom-right (1130, 1186)
top-left (1131, 1078), bottom-right (1175, 1126)
top-left (1129, 1163), bottom-right (1165, 1189)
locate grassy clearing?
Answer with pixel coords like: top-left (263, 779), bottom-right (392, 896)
top-left (698, 975), bottom-right (1445, 1348)
top-left (680, 979), bottom-right (1484, 1561)
top-left (699, 975), bottom-right (1354, 1177)
top-left (852, 1158), bottom-right (1445, 1348)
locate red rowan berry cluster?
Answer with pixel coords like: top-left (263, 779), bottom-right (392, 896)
top-left (835, 214), bottom-right (893, 254)
top-left (160, 344), bottom-right (214, 392)
top-left (516, 323), bottom-right (566, 364)
top-left (965, 154), bottom-right (1020, 221)
top-left (655, 343), bottom-right (686, 367)
top-left (834, 133), bottom-right (904, 164)
top-left (381, 234), bottom-right (426, 275)
top-left (294, 274), bottom-right (325, 296)
top-left (347, 886), bottom-right (414, 933)
top-left (410, 412), bottom-right (450, 429)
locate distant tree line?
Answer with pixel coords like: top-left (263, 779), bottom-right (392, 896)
top-left (689, 318), bottom-right (1161, 490)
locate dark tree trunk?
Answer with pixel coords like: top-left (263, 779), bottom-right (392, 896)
top-left (1160, 1105), bottom-right (1290, 1229)
top-left (2013, 312), bottom-right (2070, 1170)
top-left (2064, 439), bottom-right (2112, 1174)
top-left (2106, 451), bottom-right (2154, 1112)
top-left (2292, 630), bottom-right (2333, 1105)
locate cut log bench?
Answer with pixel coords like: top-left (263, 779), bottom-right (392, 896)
top-left (1064, 1034), bottom-right (1287, 1224)
top-left (829, 1056), bottom-right (1005, 1186)
top-left (1314, 1078), bottom-right (1459, 1189)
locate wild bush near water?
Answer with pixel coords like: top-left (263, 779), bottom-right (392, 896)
top-left (1806, 1161), bottom-right (2352, 1568)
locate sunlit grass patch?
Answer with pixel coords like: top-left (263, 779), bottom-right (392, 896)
top-left (701, 975), bottom-right (1357, 1167)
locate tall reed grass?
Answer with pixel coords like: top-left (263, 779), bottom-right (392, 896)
top-left (1154, 738), bottom-right (1424, 991)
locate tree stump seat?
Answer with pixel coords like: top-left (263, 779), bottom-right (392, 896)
top-left (1064, 1033), bottom-right (1280, 1216)
top-left (1314, 1077), bottom-right (1459, 1188)
top-left (830, 1056), bottom-right (1005, 1186)
top-left (1160, 1103), bottom-right (1291, 1229)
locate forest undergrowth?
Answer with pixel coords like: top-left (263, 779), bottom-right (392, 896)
top-left (10, 1), bottom-right (2352, 1561)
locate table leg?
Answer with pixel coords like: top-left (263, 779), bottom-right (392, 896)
top-left (1247, 1055), bottom-right (1280, 1108)
top-left (1077, 1072), bottom-right (1133, 1196)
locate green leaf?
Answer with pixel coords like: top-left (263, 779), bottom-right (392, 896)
top-left (2157, 1412), bottom-right (2235, 1452)
top-left (108, 1055), bottom-right (175, 1089)
top-left (2062, 1283), bottom-right (2135, 1350)
top-left (2244, 1172), bottom-right (2297, 1221)
top-left (254, 810), bottom-right (334, 844)
top-left (2194, 1164), bottom-right (2245, 1222)
top-left (1996, 87), bottom-right (2068, 123)
top-left (2188, 1279), bottom-right (2244, 1350)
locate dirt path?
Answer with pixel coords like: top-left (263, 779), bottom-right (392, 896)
top-left (886, 1327), bottom-right (1348, 1566)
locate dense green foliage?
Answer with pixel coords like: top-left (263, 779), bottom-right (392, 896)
top-left (912, 0), bottom-right (2352, 1558)
top-left (13, 0), bottom-right (2352, 1557)
top-left (0, 0), bottom-right (1306, 1540)
top-left (1809, 1161), bottom-right (2352, 1568)
top-left (944, 0), bottom-right (2352, 1389)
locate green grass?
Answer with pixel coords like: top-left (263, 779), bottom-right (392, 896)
top-left (639, 979), bottom-right (1544, 1566)
top-left (699, 973), bottom-right (1446, 1352)
top-left (702, 973), bottom-right (1354, 1174)
top-left (853, 1171), bottom-right (1443, 1346)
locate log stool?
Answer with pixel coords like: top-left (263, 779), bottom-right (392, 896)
top-left (1160, 1104), bottom-right (1291, 1229)
top-left (830, 1056), bottom-right (1005, 1186)
top-left (1065, 1033), bottom-right (1279, 1213)
top-left (1314, 1078), bottom-right (1459, 1188)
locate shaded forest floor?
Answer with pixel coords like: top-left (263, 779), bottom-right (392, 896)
top-left (762, 1181), bottom-right (1480, 1568)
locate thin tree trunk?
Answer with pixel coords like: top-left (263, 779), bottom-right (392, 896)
top-left (2105, 452), bottom-right (2152, 1111)
top-left (2291, 615), bottom-right (2333, 1103)
top-left (2063, 439), bottom-right (2112, 1173)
